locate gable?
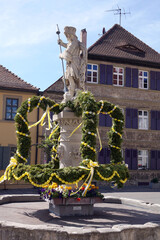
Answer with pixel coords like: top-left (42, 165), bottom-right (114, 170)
top-left (88, 24), bottom-right (160, 66)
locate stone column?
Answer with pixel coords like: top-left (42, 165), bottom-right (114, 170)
top-left (53, 108), bottom-right (82, 168)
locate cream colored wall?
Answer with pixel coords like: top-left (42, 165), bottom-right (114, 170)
top-left (0, 89), bottom-right (43, 167)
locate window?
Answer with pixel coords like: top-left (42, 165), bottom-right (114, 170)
top-left (5, 98), bottom-right (19, 120)
top-left (138, 110), bottom-right (148, 130)
top-left (139, 70), bottom-right (148, 89)
top-left (113, 67), bottom-right (124, 86)
top-left (138, 150), bottom-right (148, 170)
top-left (87, 64), bottom-right (98, 83)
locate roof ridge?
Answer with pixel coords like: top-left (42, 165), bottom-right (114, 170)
top-left (0, 64), bottom-right (39, 90)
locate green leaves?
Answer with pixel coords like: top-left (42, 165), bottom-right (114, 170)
top-left (10, 91), bottom-right (129, 188)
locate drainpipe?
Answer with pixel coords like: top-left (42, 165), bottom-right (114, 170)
top-left (35, 107), bottom-right (39, 165)
top-left (35, 91), bottom-right (42, 165)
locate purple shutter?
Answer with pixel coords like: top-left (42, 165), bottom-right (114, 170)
top-left (157, 151), bottom-right (160, 170)
top-left (100, 64), bottom-right (106, 84)
top-left (105, 148), bottom-right (110, 164)
top-left (132, 109), bottom-right (138, 129)
top-left (2, 147), bottom-right (10, 170)
top-left (126, 67), bottom-right (131, 87)
top-left (0, 147), bottom-right (3, 170)
top-left (157, 111), bottom-right (160, 130)
top-left (125, 108), bottom-right (132, 128)
top-left (98, 148), bottom-right (105, 164)
top-left (151, 111), bottom-right (157, 130)
top-left (125, 149), bottom-right (132, 169)
top-left (106, 114), bottom-right (112, 127)
top-left (106, 65), bottom-right (113, 85)
top-left (132, 68), bottom-right (138, 88)
top-left (156, 72), bottom-right (160, 91)
top-left (150, 150), bottom-right (157, 170)
top-left (50, 112), bottom-right (53, 121)
top-left (131, 149), bottom-right (138, 170)
top-left (99, 113), bottom-right (106, 126)
top-left (150, 71), bottom-right (156, 90)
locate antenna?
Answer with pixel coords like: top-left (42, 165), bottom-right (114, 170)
top-left (105, 6), bottom-right (130, 25)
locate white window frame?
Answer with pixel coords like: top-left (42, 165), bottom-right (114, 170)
top-left (138, 110), bottom-right (148, 130)
top-left (113, 67), bottom-right (124, 87)
top-left (138, 150), bottom-right (149, 170)
top-left (86, 64), bottom-right (98, 83)
top-left (139, 70), bottom-right (148, 89)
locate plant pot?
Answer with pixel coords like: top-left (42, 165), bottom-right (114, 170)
top-left (49, 197), bottom-right (103, 216)
top-left (50, 196), bottom-right (103, 205)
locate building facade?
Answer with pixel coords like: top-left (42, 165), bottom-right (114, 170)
top-left (44, 24), bottom-right (160, 186)
top-left (0, 64), bottom-right (42, 189)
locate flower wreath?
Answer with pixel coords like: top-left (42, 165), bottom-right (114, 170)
top-left (0, 91), bottom-right (129, 192)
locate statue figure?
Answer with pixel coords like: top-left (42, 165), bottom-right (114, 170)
top-left (58, 26), bottom-right (87, 101)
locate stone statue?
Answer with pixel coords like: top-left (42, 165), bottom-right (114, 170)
top-left (58, 26), bottom-right (87, 101)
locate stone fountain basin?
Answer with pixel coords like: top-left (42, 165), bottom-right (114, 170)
top-left (0, 194), bottom-right (160, 240)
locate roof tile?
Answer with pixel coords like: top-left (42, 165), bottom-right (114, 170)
top-left (0, 65), bottom-right (39, 92)
top-left (88, 24), bottom-right (160, 65)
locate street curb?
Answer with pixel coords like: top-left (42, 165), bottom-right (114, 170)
top-left (0, 194), bottom-right (42, 205)
top-left (103, 196), bottom-right (160, 212)
top-left (0, 194), bottom-right (160, 213)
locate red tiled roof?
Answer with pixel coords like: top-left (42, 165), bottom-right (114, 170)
top-left (43, 77), bottom-right (63, 93)
top-left (88, 24), bottom-right (160, 65)
top-left (0, 65), bottom-right (39, 92)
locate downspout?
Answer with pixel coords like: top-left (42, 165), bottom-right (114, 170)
top-left (35, 91), bottom-right (41, 165)
top-left (35, 107), bottom-right (39, 165)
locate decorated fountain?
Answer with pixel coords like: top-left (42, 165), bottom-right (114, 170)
top-left (0, 26), bottom-right (129, 217)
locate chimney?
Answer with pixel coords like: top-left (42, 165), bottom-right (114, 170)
top-left (102, 27), bottom-right (106, 35)
top-left (80, 28), bottom-right (87, 47)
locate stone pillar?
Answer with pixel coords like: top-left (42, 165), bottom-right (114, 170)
top-left (53, 108), bottom-right (82, 168)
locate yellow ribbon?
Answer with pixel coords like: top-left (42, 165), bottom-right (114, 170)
top-left (68, 122), bottom-right (83, 138)
top-left (81, 160), bottom-right (99, 197)
top-left (96, 127), bottom-right (102, 151)
top-left (29, 106), bottom-right (52, 130)
top-left (0, 157), bottom-right (17, 183)
top-left (49, 125), bottom-right (59, 139)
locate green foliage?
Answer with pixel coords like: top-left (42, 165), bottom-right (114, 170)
top-left (10, 91), bottom-right (129, 188)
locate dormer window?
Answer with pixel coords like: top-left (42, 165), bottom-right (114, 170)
top-left (116, 44), bottom-right (145, 57)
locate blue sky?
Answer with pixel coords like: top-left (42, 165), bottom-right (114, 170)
top-left (0, 0), bottom-right (160, 91)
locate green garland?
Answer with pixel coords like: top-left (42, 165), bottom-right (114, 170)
top-left (7, 91), bottom-right (129, 188)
